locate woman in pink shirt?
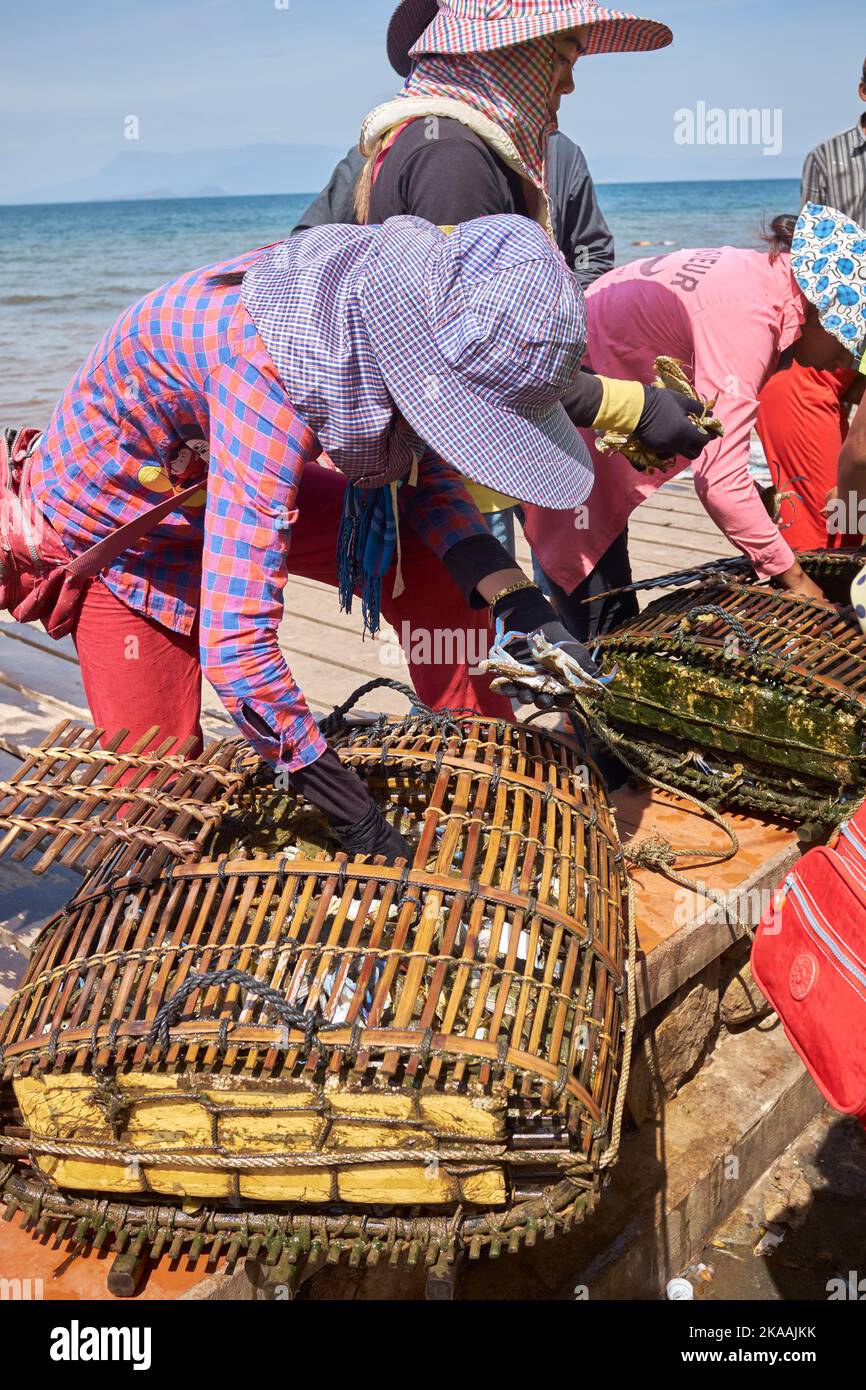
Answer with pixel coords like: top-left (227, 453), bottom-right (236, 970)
top-left (523, 216), bottom-right (856, 638)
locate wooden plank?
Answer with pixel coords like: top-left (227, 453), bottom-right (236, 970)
top-left (281, 577), bottom-right (389, 638)
top-left (611, 785), bottom-right (801, 1015)
top-left (278, 613), bottom-right (395, 682)
top-left (0, 628), bottom-right (410, 763)
top-left (639, 497), bottom-right (721, 526)
top-left (632, 507), bottom-right (731, 541)
top-left (627, 538), bottom-right (734, 570)
top-left (629, 525), bottom-right (737, 559)
top-left (0, 656), bottom-right (233, 749)
top-left (0, 591), bottom-right (407, 755)
top-left (0, 478), bottom-right (752, 767)
top-left (0, 632), bottom-right (89, 708)
top-left (0, 678), bottom-right (88, 751)
top-left (0, 619), bottom-right (234, 727)
top-left (280, 652), bottom-right (416, 719)
top-left (0, 614), bottom-right (79, 663)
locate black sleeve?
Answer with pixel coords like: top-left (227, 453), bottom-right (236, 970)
top-left (442, 531), bottom-right (518, 607)
top-left (371, 127), bottom-right (520, 225)
top-left (562, 369), bottom-right (605, 426)
top-left (548, 134), bottom-right (615, 287)
top-left (288, 745), bottom-right (372, 824)
top-left (292, 147), bottom-right (364, 233)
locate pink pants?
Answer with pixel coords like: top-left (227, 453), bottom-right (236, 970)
top-left (71, 462), bottom-right (511, 756)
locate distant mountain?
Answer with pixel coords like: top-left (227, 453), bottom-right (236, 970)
top-left (3, 143), bottom-right (348, 206)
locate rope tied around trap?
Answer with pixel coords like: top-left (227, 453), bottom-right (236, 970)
top-left (147, 966), bottom-right (316, 1055)
top-left (675, 603), bottom-right (766, 670)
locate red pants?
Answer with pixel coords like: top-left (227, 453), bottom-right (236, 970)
top-left (756, 364), bottom-right (860, 550)
top-left (71, 462), bottom-right (511, 755)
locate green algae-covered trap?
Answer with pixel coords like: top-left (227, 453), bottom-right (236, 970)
top-left (596, 549), bottom-right (866, 826)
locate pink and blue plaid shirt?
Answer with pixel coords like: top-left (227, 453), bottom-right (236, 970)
top-left (28, 251), bottom-right (487, 769)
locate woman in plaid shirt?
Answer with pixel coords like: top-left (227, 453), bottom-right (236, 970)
top-left (21, 214), bottom-right (603, 860)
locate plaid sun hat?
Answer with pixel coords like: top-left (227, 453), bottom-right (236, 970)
top-left (362, 214), bottom-right (592, 508)
top-left (791, 203), bottom-right (866, 360)
top-left (408, 0), bottom-right (672, 62)
top-left (242, 216), bottom-right (591, 509)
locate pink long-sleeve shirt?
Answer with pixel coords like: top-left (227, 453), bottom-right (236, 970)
top-left (524, 246), bottom-right (806, 591)
top-left (28, 251), bottom-right (487, 772)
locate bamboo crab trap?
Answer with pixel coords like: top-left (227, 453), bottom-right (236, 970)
top-left (593, 549), bottom-right (866, 827)
top-left (0, 700), bottom-right (633, 1284)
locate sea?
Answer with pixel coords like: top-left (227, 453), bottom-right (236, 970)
top-left (0, 178), bottom-right (801, 425)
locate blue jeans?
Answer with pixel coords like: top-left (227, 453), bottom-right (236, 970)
top-left (486, 506), bottom-right (518, 558)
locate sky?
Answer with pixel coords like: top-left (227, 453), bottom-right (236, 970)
top-left (1, 0), bottom-right (864, 198)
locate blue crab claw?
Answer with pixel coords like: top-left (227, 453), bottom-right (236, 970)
top-left (481, 637), bottom-right (573, 706)
top-left (527, 633), bottom-right (618, 698)
top-left (479, 636), bottom-right (539, 686)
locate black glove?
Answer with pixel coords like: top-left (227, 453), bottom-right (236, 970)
top-left (634, 386), bottom-right (711, 462)
top-left (329, 800), bottom-right (414, 864)
top-left (241, 704), bottom-right (414, 865)
top-left (493, 586), bottom-right (602, 709)
top-left (289, 745), bottom-right (412, 865)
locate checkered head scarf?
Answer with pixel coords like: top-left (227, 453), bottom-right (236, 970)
top-left (398, 39), bottom-right (559, 201)
top-left (243, 226), bottom-right (423, 490)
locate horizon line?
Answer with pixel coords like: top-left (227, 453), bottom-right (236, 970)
top-left (0, 174), bottom-right (803, 212)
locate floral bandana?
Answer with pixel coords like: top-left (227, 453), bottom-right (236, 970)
top-left (791, 202), bottom-right (866, 360)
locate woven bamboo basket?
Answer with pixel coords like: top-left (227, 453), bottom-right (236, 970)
top-left (592, 549), bottom-right (866, 826)
top-left (0, 701), bottom-right (633, 1278)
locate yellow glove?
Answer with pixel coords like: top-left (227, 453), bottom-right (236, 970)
top-left (591, 376), bottom-right (646, 435)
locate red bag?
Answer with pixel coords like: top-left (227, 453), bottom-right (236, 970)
top-left (752, 844), bottom-right (866, 1121)
top-left (1, 427), bottom-right (202, 639)
top-left (834, 810), bottom-right (866, 890)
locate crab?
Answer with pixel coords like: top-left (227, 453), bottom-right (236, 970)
top-left (595, 355), bottom-right (725, 475)
top-left (480, 628), bottom-right (618, 708)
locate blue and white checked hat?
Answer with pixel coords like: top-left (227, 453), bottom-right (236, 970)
top-left (365, 214), bottom-right (591, 507)
top-left (791, 203), bottom-right (866, 360)
top-left (242, 215), bottom-right (592, 509)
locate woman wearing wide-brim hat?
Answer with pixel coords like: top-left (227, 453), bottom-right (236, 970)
top-left (374, 0), bottom-right (672, 235)
top-left (521, 205), bottom-right (864, 640)
top-left (357, 0), bottom-right (718, 544)
top-left (6, 214), bottom-right (607, 862)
